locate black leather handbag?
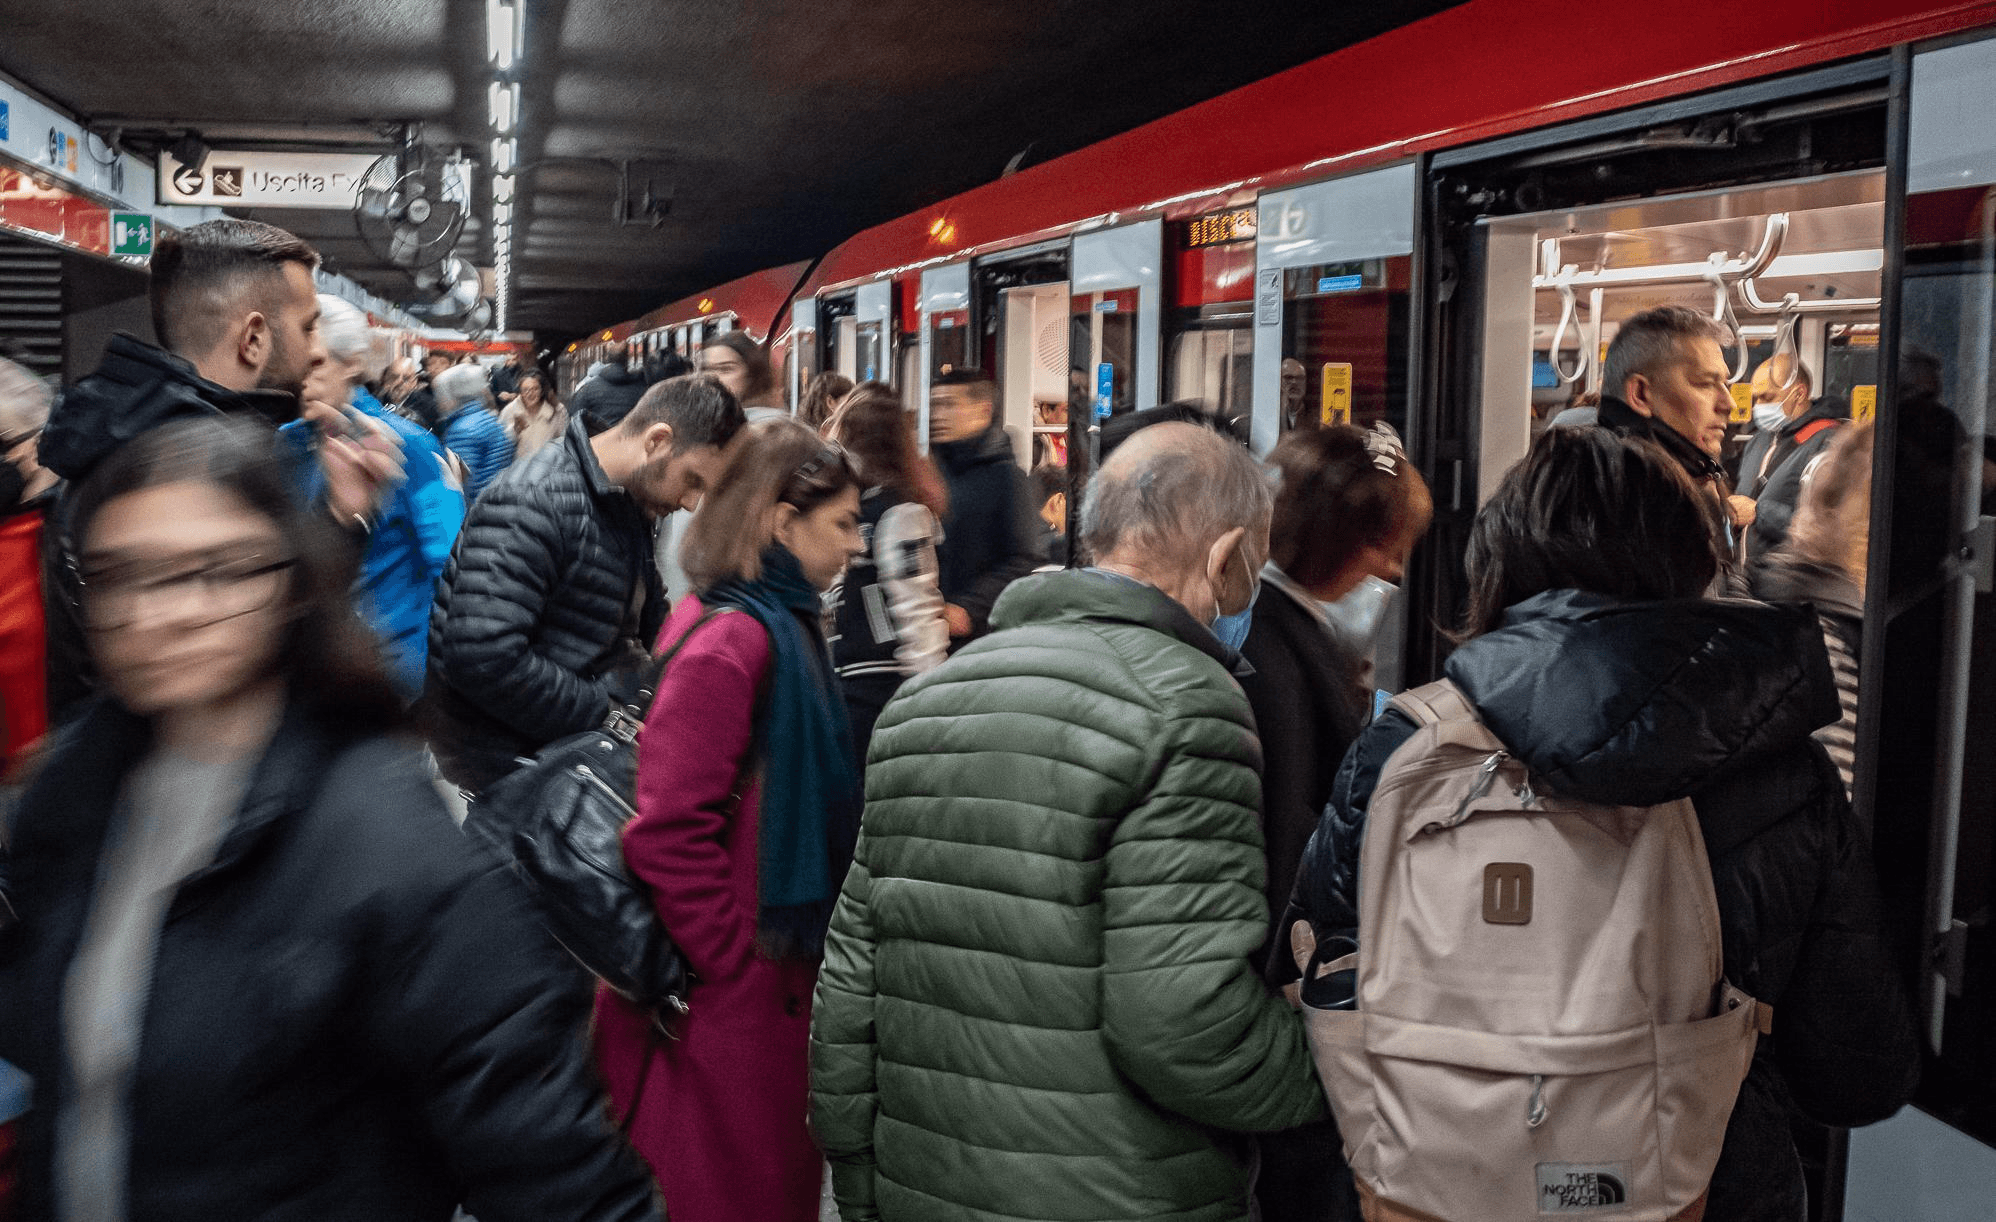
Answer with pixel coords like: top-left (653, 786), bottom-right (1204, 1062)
top-left (475, 608), bottom-right (730, 1015)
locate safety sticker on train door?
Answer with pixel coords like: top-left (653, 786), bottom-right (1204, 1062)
top-left (1851, 385), bottom-right (1876, 422)
top-left (1321, 363), bottom-right (1352, 426)
top-left (1729, 384), bottom-right (1753, 424)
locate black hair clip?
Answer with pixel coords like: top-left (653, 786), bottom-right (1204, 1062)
top-left (794, 441), bottom-right (846, 484)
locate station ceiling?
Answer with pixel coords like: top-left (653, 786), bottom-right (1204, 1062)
top-left (0, 0), bottom-right (1458, 342)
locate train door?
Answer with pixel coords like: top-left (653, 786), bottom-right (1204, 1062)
top-left (918, 262), bottom-right (971, 447)
top-left (1251, 166), bottom-right (1417, 457)
top-left (819, 290), bottom-right (858, 381)
top-left (853, 279), bottom-right (891, 384)
top-left (1166, 204), bottom-right (1257, 428)
top-left (789, 299), bottom-right (818, 411)
top-left (972, 242), bottom-right (1070, 470)
top-left (1841, 37), bottom-right (1996, 1220)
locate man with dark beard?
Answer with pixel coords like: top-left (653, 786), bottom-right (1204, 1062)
top-left (36, 218), bottom-right (400, 722)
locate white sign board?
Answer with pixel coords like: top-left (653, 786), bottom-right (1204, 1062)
top-left (160, 150), bottom-right (379, 208)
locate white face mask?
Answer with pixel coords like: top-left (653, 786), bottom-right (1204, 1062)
top-left (1752, 400), bottom-right (1789, 433)
top-left (1320, 576), bottom-right (1398, 646)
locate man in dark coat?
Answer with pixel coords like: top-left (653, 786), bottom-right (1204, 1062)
top-left (569, 344), bottom-right (652, 434)
top-left (1737, 354), bottom-right (1846, 559)
top-left (422, 375), bottom-right (743, 793)
top-left (1592, 305), bottom-right (1747, 548)
top-left (35, 218), bottom-right (398, 725)
top-left (927, 371), bottom-right (1043, 642)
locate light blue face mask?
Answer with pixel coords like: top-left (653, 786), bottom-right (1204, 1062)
top-left (1212, 582), bottom-right (1260, 654)
top-left (1320, 576), bottom-right (1398, 647)
top-left (1752, 400), bottom-right (1790, 433)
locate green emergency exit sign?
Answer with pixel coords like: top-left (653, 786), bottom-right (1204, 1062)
top-left (111, 212), bottom-right (153, 257)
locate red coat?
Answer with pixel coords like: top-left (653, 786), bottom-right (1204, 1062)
top-left (0, 507), bottom-right (48, 774)
top-left (594, 596), bottom-right (823, 1222)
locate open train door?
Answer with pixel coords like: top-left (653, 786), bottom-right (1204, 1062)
top-left (1839, 36), bottom-right (1996, 1219)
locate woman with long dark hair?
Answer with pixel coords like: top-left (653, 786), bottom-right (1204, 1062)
top-left (596, 416), bottom-right (866, 1222)
top-left (0, 416), bottom-right (658, 1221)
top-left (797, 371), bottom-right (853, 432)
top-left (824, 381), bottom-right (949, 769)
top-left (697, 331), bottom-right (782, 414)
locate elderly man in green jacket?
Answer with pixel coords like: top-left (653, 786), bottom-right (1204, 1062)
top-left (811, 422), bottom-right (1329, 1222)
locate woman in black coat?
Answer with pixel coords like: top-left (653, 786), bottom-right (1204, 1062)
top-left (0, 417), bottom-right (659, 1221)
top-left (1290, 428), bottom-right (1919, 1222)
top-left (1242, 425), bottom-right (1430, 1222)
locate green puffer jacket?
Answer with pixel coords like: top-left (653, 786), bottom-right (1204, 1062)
top-left (810, 569), bottom-right (1328, 1222)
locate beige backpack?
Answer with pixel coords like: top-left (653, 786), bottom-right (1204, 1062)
top-left (1294, 680), bottom-right (1771, 1222)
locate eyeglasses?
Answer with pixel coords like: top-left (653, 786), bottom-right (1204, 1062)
top-left (75, 555), bottom-right (295, 632)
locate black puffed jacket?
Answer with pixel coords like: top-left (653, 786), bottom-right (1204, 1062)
top-left (0, 698), bottom-right (662, 1222)
top-left (423, 416), bottom-right (664, 791)
top-left (1289, 591), bottom-right (1920, 1222)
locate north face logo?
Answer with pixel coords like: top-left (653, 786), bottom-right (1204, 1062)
top-left (1536, 1163), bottom-right (1629, 1212)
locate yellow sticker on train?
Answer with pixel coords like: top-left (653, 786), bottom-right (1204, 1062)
top-left (1729, 384), bottom-right (1753, 424)
top-left (1321, 363), bottom-right (1353, 426)
top-left (1852, 385), bottom-right (1876, 422)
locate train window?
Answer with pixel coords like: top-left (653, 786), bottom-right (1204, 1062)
top-left (929, 308), bottom-right (969, 380)
top-left (854, 320), bottom-right (883, 382)
top-left (1276, 257), bottom-right (1411, 439)
top-left (1164, 307), bottom-right (1253, 424)
top-left (1070, 288), bottom-right (1138, 419)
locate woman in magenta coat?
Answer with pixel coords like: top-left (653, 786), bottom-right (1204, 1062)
top-left (596, 417), bottom-right (867, 1222)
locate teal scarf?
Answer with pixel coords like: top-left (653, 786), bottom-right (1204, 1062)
top-left (702, 546), bottom-right (862, 958)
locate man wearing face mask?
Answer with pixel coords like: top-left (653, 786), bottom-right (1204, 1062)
top-left (1238, 423), bottom-right (1432, 1222)
top-left (0, 357), bottom-right (56, 782)
top-left (1737, 353), bottom-right (1844, 560)
top-left (812, 422), bottom-right (1327, 1222)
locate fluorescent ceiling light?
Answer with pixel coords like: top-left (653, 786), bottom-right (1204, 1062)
top-left (491, 138), bottom-right (515, 175)
top-left (493, 175), bottom-right (514, 204)
top-left (493, 201), bottom-right (512, 226)
top-left (489, 81), bottom-right (518, 134)
top-left (1761, 249), bottom-right (1884, 279)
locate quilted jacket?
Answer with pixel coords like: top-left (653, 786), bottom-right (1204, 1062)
top-left (422, 416), bottom-right (663, 792)
top-left (810, 568), bottom-right (1327, 1222)
top-left (438, 400), bottom-right (515, 502)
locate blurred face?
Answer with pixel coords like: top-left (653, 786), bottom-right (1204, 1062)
top-left (1624, 336), bottom-right (1734, 458)
top-left (383, 359), bottom-right (418, 401)
top-left (629, 435), bottom-right (728, 517)
top-left (425, 354), bottom-right (452, 378)
top-left (256, 263), bottom-right (327, 400)
top-left (519, 375), bottom-right (545, 408)
top-left (301, 354), bottom-right (354, 409)
top-left (698, 344), bottom-right (751, 400)
top-left (775, 485), bottom-right (865, 591)
top-left (929, 384), bottom-right (993, 442)
top-left (79, 481), bottom-right (293, 717)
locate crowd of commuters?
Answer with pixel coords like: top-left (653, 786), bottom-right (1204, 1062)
top-left (0, 216), bottom-right (1921, 1222)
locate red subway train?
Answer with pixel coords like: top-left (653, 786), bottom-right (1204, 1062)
top-left (581, 6), bottom-right (1996, 1216)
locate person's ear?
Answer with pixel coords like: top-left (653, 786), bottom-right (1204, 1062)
top-left (643, 422), bottom-right (675, 459)
top-left (1622, 372), bottom-right (1654, 417)
top-left (770, 500), bottom-right (801, 551)
top-left (1206, 524), bottom-right (1247, 586)
top-left (238, 311), bottom-right (271, 374)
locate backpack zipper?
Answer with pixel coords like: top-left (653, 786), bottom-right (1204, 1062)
top-left (1414, 750), bottom-right (1510, 837)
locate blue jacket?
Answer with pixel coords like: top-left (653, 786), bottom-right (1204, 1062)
top-left (439, 401), bottom-right (515, 501)
top-left (281, 392), bottom-right (467, 696)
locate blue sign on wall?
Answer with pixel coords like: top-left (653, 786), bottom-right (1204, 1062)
top-left (1095, 362), bottom-right (1114, 419)
top-left (0, 99), bottom-right (10, 142)
top-left (1316, 274), bottom-right (1364, 294)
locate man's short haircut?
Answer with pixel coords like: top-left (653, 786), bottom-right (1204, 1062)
top-left (431, 363), bottom-right (492, 416)
top-left (315, 295), bottom-right (371, 364)
top-left (1753, 353), bottom-right (1814, 395)
top-left (622, 373), bottom-right (747, 452)
top-left (1031, 463), bottom-right (1066, 506)
top-left (1601, 306), bottom-right (1730, 401)
top-left (1080, 422), bottom-right (1272, 564)
top-left (148, 218), bottom-right (319, 358)
top-left (0, 356), bottom-right (52, 437)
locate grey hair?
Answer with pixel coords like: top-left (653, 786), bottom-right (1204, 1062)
top-left (1080, 422), bottom-right (1272, 564)
top-left (432, 362), bottom-right (492, 415)
top-left (1602, 305), bottom-right (1730, 400)
top-left (315, 294), bottom-right (371, 363)
top-left (0, 357), bottom-right (52, 436)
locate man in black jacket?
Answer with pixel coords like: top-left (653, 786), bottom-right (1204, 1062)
top-left (569, 342), bottom-right (653, 434)
top-left (1593, 305), bottom-right (1750, 548)
top-left (1738, 354), bottom-right (1846, 559)
top-left (36, 218), bottom-right (399, 724)
top-left (424, 374), bottom-right (744, 793)
top-left (928, 371), bottom-right (1043, 642)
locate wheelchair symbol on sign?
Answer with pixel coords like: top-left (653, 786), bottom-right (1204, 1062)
top-left (172, 164), bottom-right (204, 194)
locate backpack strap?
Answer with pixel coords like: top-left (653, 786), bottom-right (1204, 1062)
top-left (1389, 679), bottom-right (1475, 727)
top-left (1793, 417), bottom-right (1841, 447)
